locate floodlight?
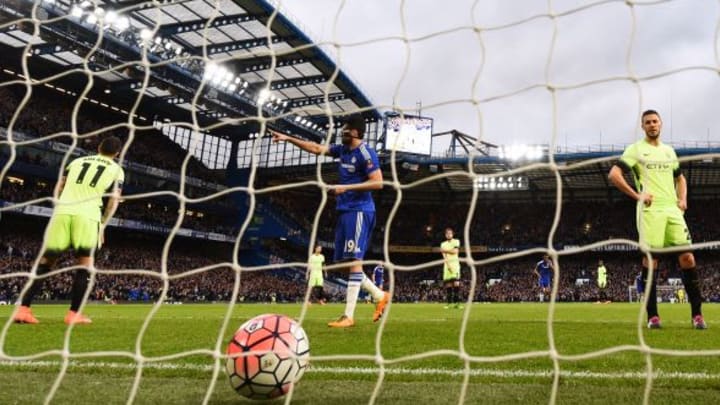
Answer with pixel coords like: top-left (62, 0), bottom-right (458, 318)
top-left (257, 89), bottom-right (271, 104)
top-left (70, 5), bottom-right (83, 18)
top-left (114, 16), bottom-right (129, 32)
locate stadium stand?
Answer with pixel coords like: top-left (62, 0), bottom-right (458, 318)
top-left (3, 212), bottom-right (720, 304)
top-left (1, 0), bottom-right (719, 309)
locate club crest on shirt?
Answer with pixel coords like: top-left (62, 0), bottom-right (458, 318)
top-left (351, 156), bottom-right (357, 164)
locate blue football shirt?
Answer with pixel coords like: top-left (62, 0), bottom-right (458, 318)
top-left (536, 260), bottom-right (553, 279)
top-left (373, 265), bottom-right (384, 285)
top-left (329, 143), bottom-right (380, 212)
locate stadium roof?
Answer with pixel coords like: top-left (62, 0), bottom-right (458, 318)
top-left (0, 0), bottom-right (380, 140)
top-left (263, 148), bottom-right (720, 203)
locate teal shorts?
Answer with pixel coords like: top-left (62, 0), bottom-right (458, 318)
top-left (308, 272), bottom-right (324, 288)
top-left (45, 214), bottom-right (99, 256)
top-left (443, 263), bottom-right (460, 282)
top-left (639, 206), bottom-right (691, 249)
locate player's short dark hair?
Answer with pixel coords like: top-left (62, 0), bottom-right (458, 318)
top-left (345, 114), bottom-right (366, 139)
top-left (99, 136), bottom-right (122, 155)
top-left (641, 110), bottom-right (661, 120)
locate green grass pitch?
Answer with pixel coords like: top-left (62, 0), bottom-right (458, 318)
top-left (1, 303), bottom-right (719, 404)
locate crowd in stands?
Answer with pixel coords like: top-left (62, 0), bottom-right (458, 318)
top-left (0, 227), bottom-right (305, 304)
top-left (2, 84), bottom-right (720, 307)
top-left (0, 85), bottom-right (220, 183)
top-left (3, 167), bottom-right (720, 305)
top-left (114, 200), bottom-right (236, 235)
top-left (0, 178), bottom-right (52, 204)
top-left (269, 189), bottom-right (720, 249)
top-left (3, 219), bottom-right (719, 305)
top-left (1, 117), bottom-right (238, 235)
top-left (0, 179), bottom-right (236, 235)
top-left (1, 83), bottom-right (243, 235)
top-left (352, 255), bottom-right (720, 304)
top-left (414, 199), bottom-right (720, 247)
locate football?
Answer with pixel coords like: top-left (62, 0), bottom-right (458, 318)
top-left (226, 314), bottom-right (310, 400)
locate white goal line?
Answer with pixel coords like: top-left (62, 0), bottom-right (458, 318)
top-left (0, 360), bottom-right (717, 381)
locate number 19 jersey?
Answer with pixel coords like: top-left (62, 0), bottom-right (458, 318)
top-left (55, 154), bottom-right (125, 222)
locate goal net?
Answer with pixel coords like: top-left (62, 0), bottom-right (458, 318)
top-left (1, 0), bottom-right (719, 404)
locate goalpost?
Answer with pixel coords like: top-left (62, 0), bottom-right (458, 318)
top-left (1, 0), bottom-right (719, 404)
top-left (627, 285), bottom-right (683, 303)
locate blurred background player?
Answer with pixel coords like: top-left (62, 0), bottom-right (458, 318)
top-left (635, 272), bottom-right (645, 302)
top-left (307, 245), bottom-right (327, 305)
top-left (677, 287), bottom-right (686, 304)
top-left (373, 263), bottom-right (384, 291)
top-left (533, 255), bottom-right (554, 302)
top-left (597, 260), bottom-right (610, 303)
top-left (440, 227), bottom-right (462, 309)
top-left (271, 114), bottom-right (390, 328)
top-left (13, 136), bottom-right (124, 325)
top-left (609, 109), bottom-right (706, 329)
top-left (360, 264), bottom-right (385, 303)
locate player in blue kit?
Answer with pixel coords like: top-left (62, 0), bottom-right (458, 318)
top-left (533, 254), bottom-right (554, 302)
top-left (370, 263), bottom-right (385, 303)
top-left (635, 273), bottom-right (645, 302)
top-left (271, 114), bottom-right (390, 328)
top-left (373, 264), bottom-right (384, 290)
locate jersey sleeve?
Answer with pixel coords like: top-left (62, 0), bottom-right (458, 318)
top-left (619, 143), bottom-right (638, 168)
top-left (116, 167), bottom-right (125, 190)
top-left (328, 144), bottom-right (342, 158)
top-left (359, 144), bottom-right (380, 175)
top-left (453, 239), bottom-right (460, 249)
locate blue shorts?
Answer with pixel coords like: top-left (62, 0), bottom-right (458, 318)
top-left (334, 211), bottom-right (375, 262)
top-left (636, 276), bottom-right (645, 294)
top-left (374, 280), bottom-right (383, 289)
top-left (538, 277), bottom-right (551, 289)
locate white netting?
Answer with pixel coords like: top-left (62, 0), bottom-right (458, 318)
top-left (1, 0), bottom-right (719, 404)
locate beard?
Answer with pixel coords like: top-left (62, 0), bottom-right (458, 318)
top-left (341, 135), bottom-right (352, 145)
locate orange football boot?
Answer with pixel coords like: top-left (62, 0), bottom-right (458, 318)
top-left (373, 292), bottom-right (391, 322)
top-left (64, 311), bottom-right (92, 325)
top-left (327, 315), bottom-right (354, 328)
top-left (13, 306), bottom-right (39, 324)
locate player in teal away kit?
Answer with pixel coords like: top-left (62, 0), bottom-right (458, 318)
top-left (14, 137), bottom-right (124, 325)
top-left (609, 110), bottom-right (705, 329)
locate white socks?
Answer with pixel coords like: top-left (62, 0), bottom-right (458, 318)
top-left (344, 272), bottom-right (364, 319)
top-left (344, 272), bottom-right (385, 319)
top-left (361, 274), bottom-right (385, 301)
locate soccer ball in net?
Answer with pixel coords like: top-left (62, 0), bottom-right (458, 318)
top-left (225, 314), bottom-right (310, 400)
